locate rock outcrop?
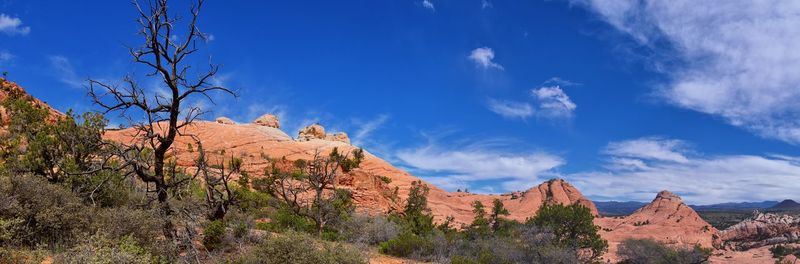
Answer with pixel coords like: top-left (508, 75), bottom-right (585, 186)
top-left (215, 117), bottom-right (235, 125)
top-left (253, 114), bottom-right (280, 128)
top-left (596, 191), bottom-right (720, 262)
top-left (504, 179), bottom-right (599, 218)
top-left (325, 132), bottom-right (350, 144)
top-left (720, 212), bottom-right (800, 250)
top-left (297, 123), bottom-right (326, 141)
top-left (297, 123), bottom-right (351, 144)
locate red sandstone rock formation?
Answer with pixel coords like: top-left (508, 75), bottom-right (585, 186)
top-left (596, 191), bottom-right (720, 262)
top-left (253, 114), bottom-right (280, 128)
top-left (104, 120), bottom-right (595, 226)
top-left (720, 212), bottom-right (800, 250)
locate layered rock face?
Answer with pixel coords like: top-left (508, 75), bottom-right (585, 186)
top-left (720, 212), bottom-right (800, 250)
top-left (596, 191), bottom-right (720, 262)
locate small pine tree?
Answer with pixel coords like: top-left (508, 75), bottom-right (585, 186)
top-left (403, 181), bottom-right (434, 236)
top-left (470, 200), bottom-right (490, 237)
top-left (490, 199), bottom-right (509, 232)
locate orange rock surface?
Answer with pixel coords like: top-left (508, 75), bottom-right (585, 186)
top-left (596, 191), bottom-right (720, 262)
top-left (105, 121), bottom-right (597, 226)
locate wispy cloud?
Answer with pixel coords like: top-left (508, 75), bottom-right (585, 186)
top-left (0, 50), bottom-right (13, 65)
top-left (543, 77), bottom-right (581, 87)
top-left (396, 140), bottom-right (564, 193)
top-left (487, 84), bottom-right (577, 119)
top-left (421, 0), bottom-right (435, 11)
top-left (572, 0), bottom-right (800, 144)
top-left (604, 137), bottom-right (689, 163)
top-left (568, 137), bottom-right (800, 204)
top-left (352, 114), bottom-right (390, 147)
top-left (0, 14), bottom-right (30, 36)
top-left (487, 99), bottom-right (534, 119)
top-left (531, 86), bottom-right (576, 118)
top-left (481, 0), bottom-right (492, 9)
top-left (468, 47), bottom-right (504, 70)
top-left (48, 55), bottom-right (84, 88)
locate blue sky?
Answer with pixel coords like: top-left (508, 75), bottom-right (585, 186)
top-left (2, 0), bottom-right (800, 204)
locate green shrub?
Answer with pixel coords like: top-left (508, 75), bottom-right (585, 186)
top-left (91, 207), bottom-right (162, 248)
top-left (203, 220), bottom-right (227, 251)
top-left (378, 175), bottom-right (392, 184)
top-left (0, 248), bottom-right (47, 264)
top-left (235, 231), bottom-right (366, 264)
top-left (56, 234), bottom-right (163, 264)
top-left (618, 238), bottom-right (711, 264)
top-left (0, 174), bottom-right (91, 247)
top-left (771, 244), bottom-right (800, 259)
top-left (338, 214), bottom-right (399, 245)
top-left (228, 212), bottom-right (254, 240)
top-left (378, 231), bottom-right (434, 257)
top-left (528, 203), bottom-right (607, 261)
top-left (234, 188), bottom-right (273, 219)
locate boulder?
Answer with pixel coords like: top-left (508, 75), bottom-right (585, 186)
top-left (253, 114), bottom-right (280, 128)
top-left (325, 132), bottom-right (350, 144)
top-left (297, 123), bottom-right (326, 141)
top-left (215, 117), bottom-right (235, 125)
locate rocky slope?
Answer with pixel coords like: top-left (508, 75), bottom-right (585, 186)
top-left (105, 118), bottom-right (596, 226)
top-left (597, 191), bottom-right (720, 262)
top-left (720, 212), bottom-right (800, 250)
top-left (0, 79), bottom-right (62, 131)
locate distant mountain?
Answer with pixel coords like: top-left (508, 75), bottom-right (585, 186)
top-left (690, 201), bottom-right (779, 212)
top-left (768, 199), bottom-right (800, 211)
top-left (595, 201), bottom-right (648, 216)
top-left (596, 200), bottom-right (781, 216)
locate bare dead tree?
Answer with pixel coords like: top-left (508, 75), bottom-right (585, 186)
top-left (265, 147), bottom-right (364, 236)
top-left (194, 141), bottom-right (237, 220)
top-left (88, 0), bottom-right (235, 239)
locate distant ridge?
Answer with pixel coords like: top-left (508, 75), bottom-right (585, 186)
top-left (594, 201), bottom-right (647, 216)
top-left (691, 201), bottom-right (779, 212)
top-left (595, 200), bottom-right (781, 216)
top-left (768, 199), bottom-right (800, 211)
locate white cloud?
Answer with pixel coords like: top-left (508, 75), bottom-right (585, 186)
top-left (487, 99), bottom-right (534, 119)
top-left (481, 0), bottom-right (492, 9)
top-left (352, 114), bottom-right (390, 147)
top-left (570, 154), bottom-right (800, 205)
top-left (0, 51), bottom-right (13, 64)
top-left (604, 137), bottom-right (689, 163)
top-left (573, 0), bottom-right (800, 144)
top-left (0, 14), bottom-right (30, 36)
top-left (531, 86), bottom-right (576, 118)
top-left (543, 77), bottom-right (581, 87)
top-left (396, 142), bottom-right (564, 193)
top-left (48, 55), bottom-right (84, 88)
top-left (487, 84), bottom-right (577, 120)
top-left (468, 47), bottom-right (504, 70)
top-left (422, 0), bottom-right (435, 11)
